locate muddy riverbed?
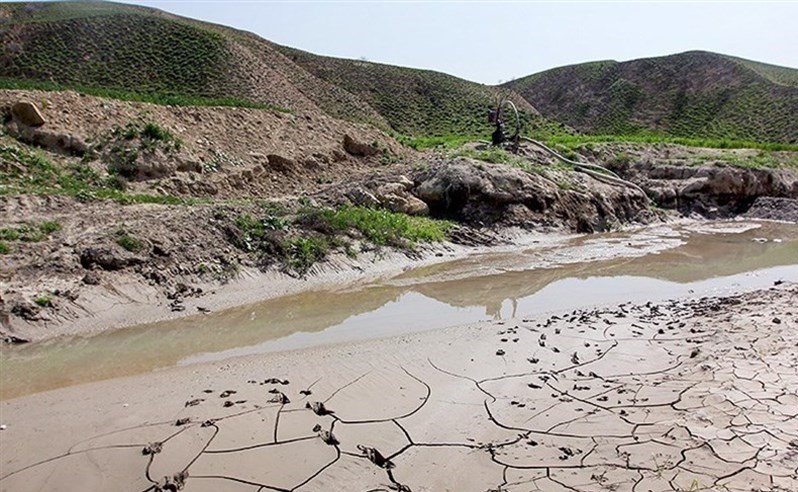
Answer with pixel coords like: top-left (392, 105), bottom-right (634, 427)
top-left (2, 219), bottom-right (796, 400)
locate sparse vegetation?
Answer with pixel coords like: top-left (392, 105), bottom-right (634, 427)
top-left (85, 119), bottom-right (182, 179)
top-left (0, 143), bottom-right (193, 205)
top-left (506, 52), bottom-right (798, 145)
top-left (0, 241), bottom-right (9, 254)
top-left (230, 205), bottom-right (452, 275)
top-left (0, 2), bottom-right (290, 112)
top-left (0, 220), bottom-right (62, 243)
top-left (283, 236), bottom-right (329, 275)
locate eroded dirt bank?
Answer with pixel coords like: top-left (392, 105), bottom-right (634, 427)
top-left (1, 283), bottom-right (796, 491)
top-left (3, 89), bottom-right (798, 344)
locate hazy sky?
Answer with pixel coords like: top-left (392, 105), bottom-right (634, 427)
top-left (109, 1), bottom-right (796, 84)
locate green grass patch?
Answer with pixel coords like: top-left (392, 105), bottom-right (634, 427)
top-left (405, 132), bottom-right (798, 154)
top-left (283, 236), bottom-right (329, 275)
top-left (540, 132), bottom-right (798, 152)
top-left (0, 241), bottom-right (9, 254)
top-left (315, 206), bottom-right (452, 247)
top-left (33, 295), bottom-right (53, 308)
top-left (230, 205), bottom-right (452, 276)
top-left (0, 220), bottom-right (62, 243)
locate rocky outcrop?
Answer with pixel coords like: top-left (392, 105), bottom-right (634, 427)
top-left (608, 160), bottom-right (798, 216)
top-left (744, 197), bottom-right (798, 222)
top-left (375, 182), bottom-right (428, 216)
top-left (414, 158), bottom-right (651, 230)
top-left (341, 175), bottom-right (429, 215)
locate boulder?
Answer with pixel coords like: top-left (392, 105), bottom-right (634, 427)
top-left (11, 101), bottom-right (45, 127)
top-left (397, 175), bottom-right (414, 190)
top-left (346, 187), bottom-right (380, 208)
top-left (415, 158), bottom-right (558, 223)
top-left (343, 134), bottom-right (379, 157)
top-left (379, 192), bottom-right (429, 216)
top-left (373, 182), bottom-right (429, 215)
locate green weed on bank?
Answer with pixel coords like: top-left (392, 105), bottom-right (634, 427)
top-left (540, 133), bottom-right (798, 152)
top-left (232, 205), bottom-right (453, 275)
top-left (0, 144), bottom-right (194, 205)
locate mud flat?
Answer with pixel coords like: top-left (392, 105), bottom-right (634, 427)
top-left (1, 279), bottom-right (797, 491)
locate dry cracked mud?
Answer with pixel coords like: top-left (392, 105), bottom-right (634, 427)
top-left (1, 285), bottom-right (797, 491)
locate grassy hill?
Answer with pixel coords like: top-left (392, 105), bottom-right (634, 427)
top-left (0, 1), bottom-right (385, 122)
top-left (0, 1), bottom-right (554, 138)
top-left (1, 3), bottom-right (796, 144)
top-left (504, 51), bottom-right (798, 144)
top-left (274, 46), bottom-right (561, 137)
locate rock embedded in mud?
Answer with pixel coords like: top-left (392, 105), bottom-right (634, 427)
top-left (10, 101), bottom-right (45, 127)
top-left (3, 335), bottom-right (30, 344)
top-left (376, 188), bottom-right (429, 216)
top-left (347, 187), bottom-right (380, 208)
top-left (81, 271), bottom-right (102, 285)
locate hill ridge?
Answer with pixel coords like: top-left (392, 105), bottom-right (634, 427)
top-left (1, 1), bottom-right (796, 143)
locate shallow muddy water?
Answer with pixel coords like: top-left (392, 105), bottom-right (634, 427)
top-left (2, 220), bottom-right (797, 399)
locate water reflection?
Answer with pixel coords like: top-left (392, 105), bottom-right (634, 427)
top-left (2, 221), bottom-right (796, 399)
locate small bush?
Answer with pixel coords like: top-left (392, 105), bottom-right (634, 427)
top-left (34, 295), bottom-right (52, 307)
top-left (283, 236), bottom-right (329, 275)
top-left (0, 228), bottom-right (20, 241)
top-left (0, 241), bottom-right (9, 254)
top-left (116, 230), bottom-right (143, 252)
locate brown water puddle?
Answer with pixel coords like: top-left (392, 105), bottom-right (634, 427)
top-left (1, 220), bottom-right (797, 400)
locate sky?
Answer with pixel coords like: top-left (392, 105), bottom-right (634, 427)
top-left (97, 1), bottom-right (798, 84)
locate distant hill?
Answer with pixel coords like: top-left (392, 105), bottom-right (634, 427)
top-left (1, 3), bottom-right (795, 143)
top-left (503, 51), bottom-right (798, 143)
top-left (273, 46), bottom-right (554, 137)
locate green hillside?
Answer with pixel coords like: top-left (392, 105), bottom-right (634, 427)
top-left (504, 51), bottom-right (798, 144)
top-left (275, 46), bottom-right (559, 137)
top-left (1, 3), bottom-right (795, 144)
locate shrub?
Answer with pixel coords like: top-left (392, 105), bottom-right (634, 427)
top-left (34, 295), bottom-right (52, 307)
top-left (116, 230), bottom-right (143, 252)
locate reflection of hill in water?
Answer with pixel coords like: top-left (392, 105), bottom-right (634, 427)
top-left (414, 226), bottom-right (798, 312)
top-left (2, 286), bottom-right (403, 397)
